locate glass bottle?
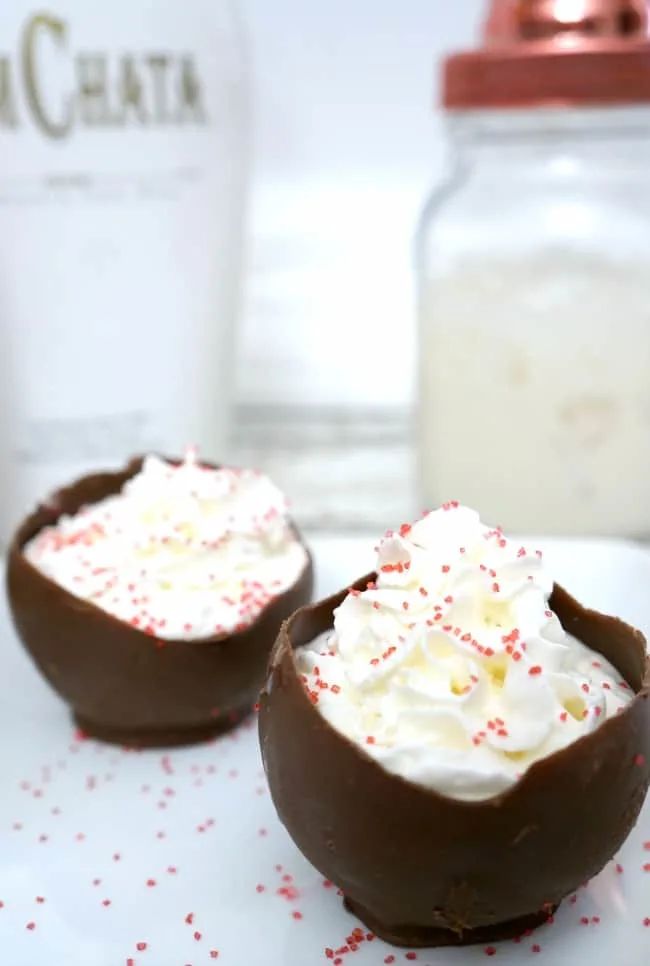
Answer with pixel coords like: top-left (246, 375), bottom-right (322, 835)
top-left (0, 1), bottom-right (249, 542)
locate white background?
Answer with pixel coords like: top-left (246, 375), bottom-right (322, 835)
top-left (238, 0), bottom-right (484, 408)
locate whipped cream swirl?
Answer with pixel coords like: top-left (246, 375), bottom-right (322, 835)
top-left (25, 452), bottom-right (308, 640)
top-left (295, 505), bottom-right (632, 801)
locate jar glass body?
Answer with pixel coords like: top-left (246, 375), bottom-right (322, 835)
top-left (416, 107), bottom-right (650, 536)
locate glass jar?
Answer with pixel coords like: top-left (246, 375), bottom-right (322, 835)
top-left (416, 0), bottom-right (650, 537)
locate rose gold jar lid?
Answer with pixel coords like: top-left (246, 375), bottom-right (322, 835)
top-left (444, 1), bottom-right (650, 110)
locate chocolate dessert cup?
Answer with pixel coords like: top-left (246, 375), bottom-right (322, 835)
top-left (259, 573), bottom-right (650, 948)
top-left (7, 457), bottom-right (313, 748)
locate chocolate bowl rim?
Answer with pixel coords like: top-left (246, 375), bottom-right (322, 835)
top-left (268, 570), bottom-right (650, 808)
top-left (9, 454), bottom-right (313, 650)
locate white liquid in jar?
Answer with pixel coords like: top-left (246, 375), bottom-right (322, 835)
top-left (419, 251), bottom-right (650, 536)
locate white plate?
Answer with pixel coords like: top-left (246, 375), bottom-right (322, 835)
top-left (1, 537), bottom-right (649, 966)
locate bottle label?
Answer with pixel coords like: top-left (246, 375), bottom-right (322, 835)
top-left (1, 12), bottom-right (208, 137)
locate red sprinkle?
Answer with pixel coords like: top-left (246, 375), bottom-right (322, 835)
top-left (528, 666), bottom-right (542, 676)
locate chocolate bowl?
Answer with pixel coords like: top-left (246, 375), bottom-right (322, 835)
top-left (259, 574), bottom-right (650, 948)
top-left (7, 457), bottom-right (314, 748)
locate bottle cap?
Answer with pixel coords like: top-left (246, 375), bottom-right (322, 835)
top-left (443, 0), bottom-right (650, 110)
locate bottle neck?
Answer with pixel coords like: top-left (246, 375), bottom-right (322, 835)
top-left (447, 104), bottom-right (650, 169)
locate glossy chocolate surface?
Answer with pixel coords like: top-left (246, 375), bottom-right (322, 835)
top-left (7, 457), bottom-right (313, 747)
top-left (260, 574), bottom-right (649, 947)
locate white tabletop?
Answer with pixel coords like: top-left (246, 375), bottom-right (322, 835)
top-left (1, 536), bottom-right (649, 966)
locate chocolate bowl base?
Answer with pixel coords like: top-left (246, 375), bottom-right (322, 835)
top-left (8, 456), bottom-right (314, 752)
top-left (73, 706), bottom-right (252, 749)
top-left (260, 575), bottom-right (649, 951)
top-left (343, 896), bottom-right (557, 948)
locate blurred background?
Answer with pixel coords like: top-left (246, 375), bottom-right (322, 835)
top-left (236, 0), bottom-right (483, 531)
top-left (1, 0), bottom-right (649, 540)
top-left (240, 1), bottom-right (481, 409)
